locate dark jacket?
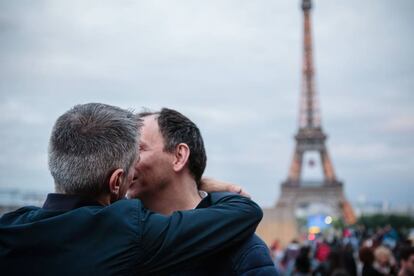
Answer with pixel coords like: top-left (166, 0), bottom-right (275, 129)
top-left (0, 192), bottom-right (262, 275)
top-left (166, 193), bottom-right (278, 275)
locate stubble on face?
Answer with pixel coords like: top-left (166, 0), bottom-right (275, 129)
top-left (128, 115), bottom-right (174, 199)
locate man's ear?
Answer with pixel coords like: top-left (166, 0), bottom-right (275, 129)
top-left (173, 143), bottom-right (190, 172)
top-left (108, 168), bottom-right (124, 201)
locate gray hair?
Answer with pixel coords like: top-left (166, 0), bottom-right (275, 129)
top-left (48, 103), bottom-right (140, 196)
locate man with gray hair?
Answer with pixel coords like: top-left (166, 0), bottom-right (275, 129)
top-left (0, 103), bottom-right (263, 275)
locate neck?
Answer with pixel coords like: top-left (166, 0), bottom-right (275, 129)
top-left (55, 184), bottom-right (112, 206)
top-left (142, 175), bottom-right (202, 215)
top-left (96, 194), bottom-right (111, 206)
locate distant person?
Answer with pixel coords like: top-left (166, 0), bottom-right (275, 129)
top-left (325, 249), bottom-right (347, 276)
top-left (313, 239), bottom-right (332, 275)
top-left (359, 246), bottom-right (377, 276)
top-left (315, 239), bottom-right (331, 263)
top-left (313, 247), bottom-right (357, 276)
top-left (372, 246), bottom-right (397, 275)
top-left (0, 103), bottom-right (263, 275)
top-left (127, 108), bottom-right (277, 275)
top-left (343, 243), bottom-right (357, 276)
top-left (398, 246), bottom-right (414, 276)
top-left (294, 246), bottom-right (311, 275)
top-left (281, 239), bottom-right (301, 275)
top-left (270, 240), bottom-right (285, 273)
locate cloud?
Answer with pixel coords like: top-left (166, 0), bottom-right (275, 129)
top-left (381, 116), bottom-right (414, 134)
top-left (0, 99), bottom-right (47, 125)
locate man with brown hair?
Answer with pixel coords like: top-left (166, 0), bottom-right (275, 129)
top-left (128, 108), bottom-right (277, 275)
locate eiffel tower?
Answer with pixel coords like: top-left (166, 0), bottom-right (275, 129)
top-left (284, 0), bottom-right (337, 188)
top-left (276, 0), bottom-right (355, 224)
top-left (257, 0), bottom-right (355, 245)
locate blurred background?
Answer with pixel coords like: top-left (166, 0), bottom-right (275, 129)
top-left (0, 0), bottom-right (413, 234)
top-left (1, 1), bottom-right (414, 274)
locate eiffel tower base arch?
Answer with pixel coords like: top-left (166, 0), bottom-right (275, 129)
top-left (256, 184), bottom-right (349, 247)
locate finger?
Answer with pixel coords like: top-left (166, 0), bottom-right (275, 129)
top-left (229, 185), bottom-right (251, 198)
top-left (228, 184), bottom-right (242, 193)
top-left (239, 189), bottom-right (251, 198)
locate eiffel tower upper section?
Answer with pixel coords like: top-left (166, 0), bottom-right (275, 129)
top-left (283, 0), bottom-right (341, 187)
top-left (300, 0), bottom-right (320, 131)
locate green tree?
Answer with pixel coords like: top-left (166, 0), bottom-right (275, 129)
top-left (357, 214), bottom-right (414, 235)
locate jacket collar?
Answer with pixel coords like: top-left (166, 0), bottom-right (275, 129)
top-left (42, 193), bottom-right (104, 211)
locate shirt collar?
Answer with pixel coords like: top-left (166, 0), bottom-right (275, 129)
top-left (42, 193), bottom-right (104, 211)
top-left (196, 190), bottom-right (211, 209)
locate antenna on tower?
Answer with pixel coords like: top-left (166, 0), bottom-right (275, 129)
top-left (302, 0), bottom-right (312, 11)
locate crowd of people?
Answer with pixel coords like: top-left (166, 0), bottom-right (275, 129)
top-left (270, 226), bottom-right (414, 276)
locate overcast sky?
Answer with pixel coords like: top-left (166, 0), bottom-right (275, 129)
top-left (0, 0), bottom-right (413, 207)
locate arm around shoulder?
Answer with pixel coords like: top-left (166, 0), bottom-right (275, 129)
top-left (137, 192), bottom-right (263, 274)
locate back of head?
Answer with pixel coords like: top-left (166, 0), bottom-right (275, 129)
top-left (374, 246), bottom-right (392, 263)
top-left (400, 246), bottom-right (414, 261)
top-left (48, 103), bottom-right (139, 196)
top-left (140, 108), bottom-right (207, 185)
top-left (400, 246), bottom-right (414, 275)
top-left (359, 246), bottom-right (374, 265)
top-left (295, 246), bottom-right (311, 273)
top-left (327, 248), bottom-right (347, 275)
